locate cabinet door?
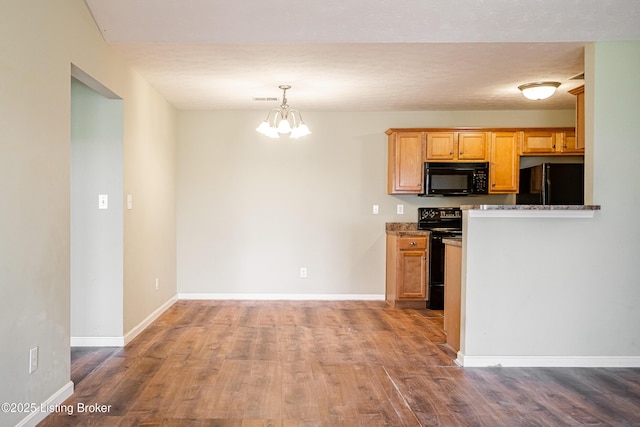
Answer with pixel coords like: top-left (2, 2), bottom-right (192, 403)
top-left (387, 132), bottom-right (425, 194)
top-left (426, 132), bottom-right (456, 161)
top-left (558, 131), bottom-right (582, 153)
top-left (489, 132), bottom-right (520, 193)
top-left (570, 85), bottom-right (585, 150)
top-left (458, 132), bottom-right (488, 161)
top-left (521, 131), bottom-right (556, 154)
top-left (397, 250), bottom-right (427, 299)
top-left (444, 244), bottom-right (462, 352)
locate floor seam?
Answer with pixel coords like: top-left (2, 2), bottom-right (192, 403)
top-left (382, 366), bottom-right (423, 427)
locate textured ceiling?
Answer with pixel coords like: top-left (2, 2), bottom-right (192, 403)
top-left (84, 0), bottom-right (640, 111)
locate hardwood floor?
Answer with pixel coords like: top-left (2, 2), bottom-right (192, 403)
top-left (40, 300), bottom-right (640, 426)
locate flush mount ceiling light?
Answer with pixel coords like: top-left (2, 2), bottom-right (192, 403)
top-left (518, 81), bottom-right (561, 100)
top-left (256, 85), bottom-right (311, 139)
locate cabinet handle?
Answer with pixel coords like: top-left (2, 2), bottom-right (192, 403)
top-left (449, 151), bottom-right (453, 155)
top-left (492, 183), bottom-right (496, 187)
top-left (459, 151), bottom-right (464, 155)
top-left (410, 241), bottom-right (417, 246)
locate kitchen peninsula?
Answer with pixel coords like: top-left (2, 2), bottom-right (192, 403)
top-left (455, 203), bottom-right (601, 367)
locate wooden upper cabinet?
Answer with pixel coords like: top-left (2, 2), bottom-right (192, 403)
top-left (458, 132), bottom-right (489, 161)
top-left (558, 130), bottom-right (582, 153)
top-left (386, 127), bottom-right (580, 196)
top-left (387, 131), bottom-right (425, 194)
top-left (426, 131), bottom-right (488, 161)
top-left (521, 131), bottom-right (556, 154)
top-left (521, 129), bottom-right (583, 155)
top-left (569, 85), bottom-right (585, 151)
top-left (489, 132), bottom-right (520, 193)
top-left (426, 132), bottom-right (456, 161)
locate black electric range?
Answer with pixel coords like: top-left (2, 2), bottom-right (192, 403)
top-left (417, 207), bottom-right (462, 310)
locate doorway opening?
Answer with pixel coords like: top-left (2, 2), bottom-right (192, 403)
top-left (70, 65), bottom-right (124, 347)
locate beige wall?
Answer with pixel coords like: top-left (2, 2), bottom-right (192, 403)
top-left (176, 110), bottom-right (574, 297)
top-left (0, 1), bottom-right (177, 424)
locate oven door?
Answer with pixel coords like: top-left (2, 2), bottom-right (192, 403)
top-left (429, 232), bottom-right (461, 285)
top-left (428, 231), bottom-right (462, 310)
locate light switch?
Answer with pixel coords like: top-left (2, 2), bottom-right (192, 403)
top-left (98, 194), bottom-right (108, 210)
top-left (372, 205), bottom-right (379, 215)
top-left (127, 194), bottom-right (133, 210)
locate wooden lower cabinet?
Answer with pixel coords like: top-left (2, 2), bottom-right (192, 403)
top-left (444, 241), bottom-right (462, 353)
top-left (386, 233), bottom-right (429, 308)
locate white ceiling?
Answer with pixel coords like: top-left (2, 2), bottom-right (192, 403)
top-left (84, 0), bottom-right (640, 111)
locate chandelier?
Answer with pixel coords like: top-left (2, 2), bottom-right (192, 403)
top-left (518, 81), bottom-right (561, 100)
top-left (256, 85), bottom-right (311, 138)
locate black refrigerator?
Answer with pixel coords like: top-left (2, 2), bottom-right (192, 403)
top-left (517, 163), bottom-right (584, 205)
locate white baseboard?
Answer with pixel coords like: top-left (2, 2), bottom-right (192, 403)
top-left (70, 336), bottom-right (124, 347)
top-left (178, 293), bottom-right (385, 301)
top-left (457, 353), bottom-right (640, 367)
top-left (124, 295), bottom-right (178, 345)
top-left (16, 381), bottom-right (74, 427)
top-left (70, 296), bottom-right (178, 347)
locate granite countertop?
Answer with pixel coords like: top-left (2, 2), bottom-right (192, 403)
top-left (385, 222), bottom-right (430, 236)
top-left (460, 204), bottom-right (601, 218)
top-left (461, 204), bottom-right (601, 211)
top-left (443, 237), bottom-right (462, 247)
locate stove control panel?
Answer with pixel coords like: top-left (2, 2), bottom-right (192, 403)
top-left (418, 208), bottom-right (461, 221)
top-left (417, 207), bottom-right (462, 230)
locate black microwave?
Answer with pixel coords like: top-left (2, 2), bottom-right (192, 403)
top-left (422, 162), bottom-right (489, 196)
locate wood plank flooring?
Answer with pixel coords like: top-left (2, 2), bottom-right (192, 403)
top-left (39, 300), bottom-right (640, 426)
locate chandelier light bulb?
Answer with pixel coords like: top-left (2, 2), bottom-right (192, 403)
top-left (277, 118), bottom-right (292, 134)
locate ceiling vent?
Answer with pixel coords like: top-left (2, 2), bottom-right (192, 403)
top-left (252, 97), bottom-right (279, 102)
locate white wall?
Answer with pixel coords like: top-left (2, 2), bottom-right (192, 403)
top-left (0, 2), bottom-right (177, 425)
top-left (176, 110), bottom-right (574, 297)
top-left (70, 78), bottom-right (124, 340)
top-left (460, 41), bottom-right (640, 367)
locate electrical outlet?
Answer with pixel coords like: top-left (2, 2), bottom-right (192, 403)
top-left (372, 205), bottom-right (379, 215)
top-left (155, 277), bottom-right (159, 290)
top-left (127, 194), bottom-right (133, 210)
top-left (397, 204), bottom-right (404, 214)
top-left (300, 267), bottom-right (308, 278)
top-left (29, 347), bottom-right (38, 374)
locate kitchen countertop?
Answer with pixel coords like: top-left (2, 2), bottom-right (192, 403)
top-left (385, 222), bottom-right (430, 236)
top-left (460, 204), bottom-right (601, 218)
top-left (461, 204), bottom-right (601, 210)
top-left (443, 237), bottom-right (462, 247)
